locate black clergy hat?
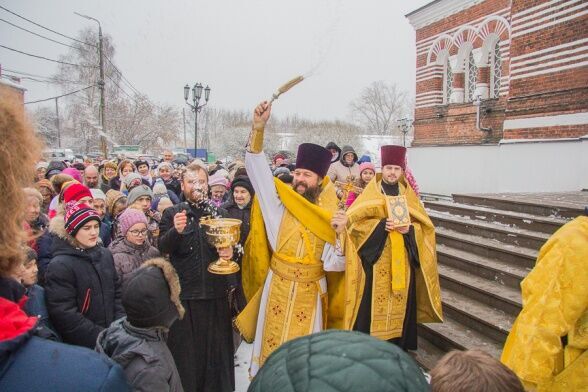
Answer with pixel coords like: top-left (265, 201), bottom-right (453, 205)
top-left (295, 143), bottom-right (332, 178)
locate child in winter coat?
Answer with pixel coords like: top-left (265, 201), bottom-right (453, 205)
top-left (109, 208), bottom-right (160, 290)
top-left (345, 162), bottom-right (376, 207)
top-left (20, 247), bottom-right (60, 341)
top-left (96, 258), bottom-right (185, 392)
top-left (45, 203), bottom-right (125, 349)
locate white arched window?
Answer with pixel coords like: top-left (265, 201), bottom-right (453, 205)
top-left (466, 51), bottom-right (477, 102)
top-left (490, 41), bottom-right (502, 98)
top-left (444, 58), bottom-right (453, 104)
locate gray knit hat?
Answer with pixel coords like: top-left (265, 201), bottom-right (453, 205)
top-left (123, 172), bottom-right (143, 191)
top-left (127, 184), bottom-right (153, 206)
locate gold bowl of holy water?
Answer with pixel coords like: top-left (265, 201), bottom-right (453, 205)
top-left (200, 217), bottom-right (242, 275)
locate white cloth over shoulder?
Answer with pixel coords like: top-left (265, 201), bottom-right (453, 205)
top-left (245, 151), bottom-right (345, 271)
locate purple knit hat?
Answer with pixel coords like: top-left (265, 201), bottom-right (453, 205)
top-left (295, 143), bottom-right (332, 178)
top-left (118, 208), bottom-right (148, 237)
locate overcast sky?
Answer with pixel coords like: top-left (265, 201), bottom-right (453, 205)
top-left (1, 0), bottom-right (431, 121)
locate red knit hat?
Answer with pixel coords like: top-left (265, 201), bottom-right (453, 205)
top-left (63, 183), bottom-right (93, 204)
top-left (380, 145), bottom-right (406, 169)
top-left (64, 203), bottom-right (100, 237)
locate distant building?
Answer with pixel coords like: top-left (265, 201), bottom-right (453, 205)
top-left (0, 71), bottom-right (26, 105)
top-left (406, 0), bottom-right (588, 146)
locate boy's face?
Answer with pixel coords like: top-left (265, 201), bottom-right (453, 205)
top-left (21, 259), bottom-right (38, 286)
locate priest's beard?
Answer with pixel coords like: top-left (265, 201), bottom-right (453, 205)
top-left (292, 180), bottom-right (321, 204)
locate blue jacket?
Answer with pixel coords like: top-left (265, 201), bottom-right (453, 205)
top-left (0, 298), bottom-right (130, 391)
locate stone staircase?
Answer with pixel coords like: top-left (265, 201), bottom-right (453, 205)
top-left (413, 193), bottom-right (579, 370)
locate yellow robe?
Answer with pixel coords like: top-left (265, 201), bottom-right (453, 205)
top-left (343, 174), bottom-right (443, 338)
top-left (501, 216), bottom-right (588, 391)
top-left (235, 177), bottom-right (346, 367)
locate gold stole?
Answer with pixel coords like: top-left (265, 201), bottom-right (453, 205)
top-left (257, 210), bottom-right (327, 365)
top-left (343, 174), bottom-right (443, 338)
top-left (235, 177), bottom-right (347, 361)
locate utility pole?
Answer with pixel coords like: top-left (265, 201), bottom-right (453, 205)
top-left (182, 107), bottom-right (187, 149)
top-left (97, 24), bottom-right (107, 158)
top-left (75, 12), bottom-right (107, 158)
top-left (54, 97), bottom-right (61, 148)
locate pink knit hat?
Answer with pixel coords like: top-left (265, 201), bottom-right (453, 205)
top-left (359, 162), bottom-right (375, 174)
top-left (208, 173), bottom-right (229, 189)
top-left (118, 208), bottom-right (148, 237)
top-left (62, 167), bottom-right (83, 183)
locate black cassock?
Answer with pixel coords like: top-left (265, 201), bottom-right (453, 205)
top-left (353, 181), bottom-right (421, 351)
top-left (159, 201), bottom-right (235, 392)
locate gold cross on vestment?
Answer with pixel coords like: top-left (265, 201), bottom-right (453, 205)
top-left (334, 176), bottom-right (363, 210)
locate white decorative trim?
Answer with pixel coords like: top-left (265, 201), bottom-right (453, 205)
top-left (415, 98), bottom-right (444, 106)
top-left (406, 0), bottom-right (485, 30)
top-left (512, 0), bottom-right (565, 20)
top-left (416, 64), bottom-right (443, 75)
top-left (415, 8), bottom-right (510, 48)
top-left (509, 60), bottom-right (588, 80)
top-left (416, 90), bottom-right (444, 98)
top-left (510, 37), bottom-right (588, 61)
top-left (416, 75), bottom-right (444, 82)
top-left (512, 9), bottom-right (588, 38)
top-left (511, 48), bottom-right (588, 70)
top-left (425, 15), bottom-right (511, 66)
top-left (416, 69), bottom-right (444, 79)
top-left (415, 102), bottom-right (443, 109)
top-left (512, 0), bottom-right (583, 25)
top-left (512, 1), bottom-right (588, 32)
top-left (503, 112), bottom-right (588, 130)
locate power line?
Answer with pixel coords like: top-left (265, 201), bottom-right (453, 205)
top-left (0, 17), bottom-right (77, 49)
top-left (0, 5), bottom-right (96, 48)
top-left (104, 55), bottom-right (141, 96)
top-left (24, 84), bottom-right (96, 104)
top-left (0, 44), bottom-right (97, 68)
top-left (105, 73), bottom-right (136, 101)
top-left (2, 72), bottom-right (88, 85)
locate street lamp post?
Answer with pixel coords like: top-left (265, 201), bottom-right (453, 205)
top-left (184, 83), bottom-right (211, 158)
top-left (397, 118), bottom-right (414, 147)
top-left (74, 12), bottom-right (107, 158)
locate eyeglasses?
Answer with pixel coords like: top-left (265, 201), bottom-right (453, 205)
top-left (128, 229), bottom-right (148, 237)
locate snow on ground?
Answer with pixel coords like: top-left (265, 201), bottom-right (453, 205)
top-left (235, 341), bottom-right (253, 391)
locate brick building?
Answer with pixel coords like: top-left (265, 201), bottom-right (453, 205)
top-left (406, 0), bottom-right (588, 146)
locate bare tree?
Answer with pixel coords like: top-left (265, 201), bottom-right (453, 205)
top-left (52, 28), bottom-right (179, 153)
top-left (29, 106), bottom-right (59, 147)
top-left (349, 81), bottom-right (410, 136)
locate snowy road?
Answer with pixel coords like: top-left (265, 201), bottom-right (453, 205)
top-left (235, 342), bottom-right (253, 391)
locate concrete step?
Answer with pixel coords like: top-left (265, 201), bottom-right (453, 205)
top-left (441, 287), bottom-right (515, 344)
top-left (418, 315), bottom-right (503, 359)
top-left (429, 210), bottom-right (550, 251)
top-left (436, 227), bottom-right (539, 270)
top-left (425, 200), bottom-right (567, 235)
top-left (452, 193), bottom-right (582, 219)
top-left (438, 264), bottom-right (522, 317)
top-left (414, 336), bottom-right (446, 371)
top-left (437, 244), bottom-right (530, 289)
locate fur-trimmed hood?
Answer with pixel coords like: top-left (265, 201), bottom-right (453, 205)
top-left (120, 257), bottom-right (184, 330)
top-left (48, 203), bottom-right (75, 246)
top-left (142, 258), bottom-right (185, 320)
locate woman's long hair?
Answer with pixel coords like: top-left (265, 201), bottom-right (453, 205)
top-left (0, 94), bottom-right (42, 276)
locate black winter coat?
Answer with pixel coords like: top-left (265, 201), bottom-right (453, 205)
top-left (164, 178), bottom-right (182, 199)
top-left (45, 235), bottom-right (125, 349)
top-left (221, 199), bottom-right (251, 247)
top-left (158, 201), bottom-right (228, 300)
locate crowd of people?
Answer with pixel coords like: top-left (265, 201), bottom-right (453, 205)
top-left (1, 94), bottom-right (585, 392)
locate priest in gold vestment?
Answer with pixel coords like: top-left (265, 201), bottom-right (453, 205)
top-left (501, 214), bottom-right (588, 391)
top-left (236, 101), bottom-right (349, 377)
top-left (344, 145), bottom-right (442, 349)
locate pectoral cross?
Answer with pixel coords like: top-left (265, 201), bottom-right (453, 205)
top-left (335, 176), bottom-right (363, 210)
